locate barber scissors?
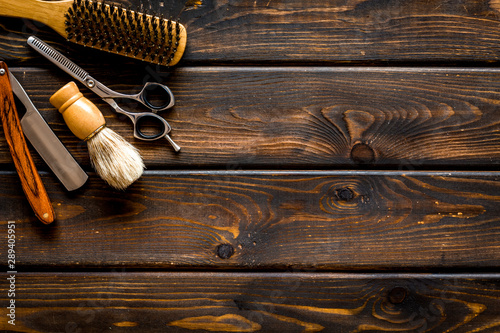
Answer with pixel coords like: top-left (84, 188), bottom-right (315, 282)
top-left (27, 36), bottom-right (180, 151)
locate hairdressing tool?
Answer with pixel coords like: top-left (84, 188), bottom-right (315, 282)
top-left (0, 0), bottom-right (186, 66)
top-left (51, 82), bottom-right (144, 190)
top-left (8, 70), bottom-right (88, 192)
top-left (0, 62), bottom-right (54, 224)
top-left (28, 36), bottom-right (181, 152)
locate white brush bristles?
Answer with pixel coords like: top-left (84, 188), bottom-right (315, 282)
top-left (86, 127), bottom-right (145, 190)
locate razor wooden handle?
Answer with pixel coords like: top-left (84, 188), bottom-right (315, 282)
top-left (0, 62), bottom-right (54, 224)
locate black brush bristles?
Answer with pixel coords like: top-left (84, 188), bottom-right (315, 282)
top-left (64, 0), bottom-right (186, 66)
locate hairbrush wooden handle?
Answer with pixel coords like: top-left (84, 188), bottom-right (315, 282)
top-left (0, 0), bottom-right (71, 36)
top-left (50, 81), bottom-right (106, 141)
top-left (0, 62), bottom-right (54, 224)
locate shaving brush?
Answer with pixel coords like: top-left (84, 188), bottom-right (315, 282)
top-left (50, 82), bottom-right (144, 190)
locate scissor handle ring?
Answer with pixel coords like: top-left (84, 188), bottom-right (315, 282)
top-left (140, 82), bottom-right (175, 111)
top-left (134, 113), bottom-right (171, 141)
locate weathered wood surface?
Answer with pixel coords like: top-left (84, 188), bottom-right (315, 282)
top-left (3, 0), bottom-right (500, 64)
top-left (1, 0), bottom-right (500, 331)
top-left (1, 273), bottom-right (499, 332)
top-left (1, 67), bottom-right (499, 169)
top-left (1, 170), bottom-right (498, 270)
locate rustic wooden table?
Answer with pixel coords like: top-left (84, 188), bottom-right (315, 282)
top-left (1, 0), bottom-right (500, 331)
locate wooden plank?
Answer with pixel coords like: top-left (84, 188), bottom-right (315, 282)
top-left (180, 0), bottom-right (500, 63)
top-left (3, 0), bottom-right (500, 64)
top-left (1, 272), bottom-right (499, 332)
top-left (1, 170), bottom-right (499, 270)
top-left (1, 67), bottom-right (499, 169)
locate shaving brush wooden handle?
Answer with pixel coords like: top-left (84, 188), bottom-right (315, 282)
top-left (49, 82), bottom-right (105, 140)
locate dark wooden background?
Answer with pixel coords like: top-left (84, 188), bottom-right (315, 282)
top-left (1, 0), bottom-right (500, 331)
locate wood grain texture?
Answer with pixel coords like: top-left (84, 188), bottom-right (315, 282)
top-left (3, 0), bottom-right (500, 64)
top-left (1, 170), bottom-right (498, 270)
top-left (180, 0), bottom-right (500, 63)
top-left (0, 67), bottom-right (499, 169)
top-left (0, 0), bottom-right (72, 37)
top-left (0, 272), bottom-right (499, 332)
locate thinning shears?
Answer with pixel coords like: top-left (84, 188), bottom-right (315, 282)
top-left (27, 36), bottom-right (180, 151)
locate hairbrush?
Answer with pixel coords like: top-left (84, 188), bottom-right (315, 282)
top-left (0, 0), bottom-right (187, 66)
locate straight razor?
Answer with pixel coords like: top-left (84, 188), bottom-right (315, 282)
top-left (9, 72), bottom-right (88, 191)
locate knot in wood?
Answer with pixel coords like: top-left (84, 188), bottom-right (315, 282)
top-left (217, 244), bottom-right (235, 259)
top-left (388, 286), bottom-right (408, 304)
top-left (351, 143), bottom-right (375, 164)
top-left (336, 187), bottom-right (354, 201)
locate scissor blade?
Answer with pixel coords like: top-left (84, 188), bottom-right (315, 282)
top-left (27, 36), bottom-right (89, 83)
top-left (9, 72), bottom-right (88, 191)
